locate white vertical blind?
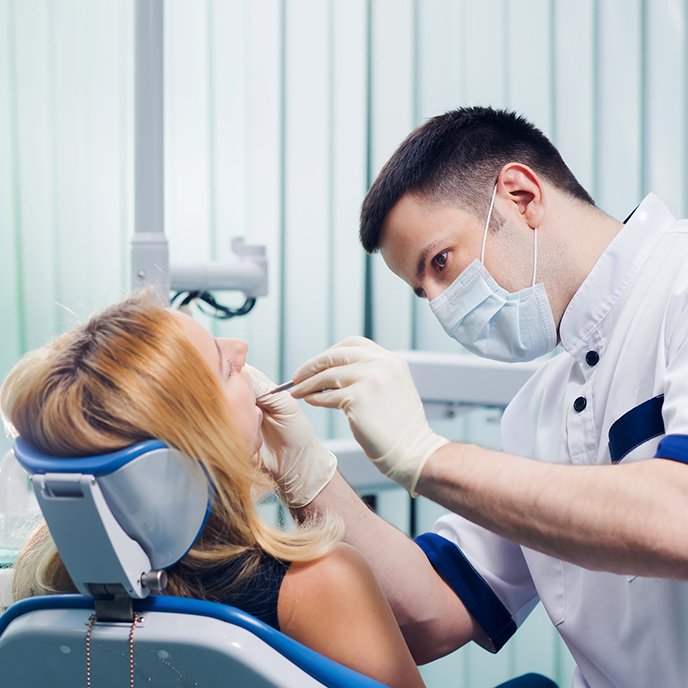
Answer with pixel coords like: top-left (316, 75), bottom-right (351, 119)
top-left (596, 0), bottom-right (644, 218)
top-left (282, 0), bottom-right (332, 436)
top-left (0, 0), bottom-right (22, 368)
top-left (235, 0), bottom-right (283, 381)
top-left (645, 0), bottom-right (686, 215)
top-left (553, 0), bottom-right (595, 194)
top-left (3, 0), bottom-right (687, 684)
top-left (369, 0), bottom-right (416, 350)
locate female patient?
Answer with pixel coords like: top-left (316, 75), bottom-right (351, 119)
top-left (0, 294), bottom-right (424, 688)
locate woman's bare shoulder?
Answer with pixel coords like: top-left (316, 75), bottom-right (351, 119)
top-left (277, 543), bottom-right (424, 687)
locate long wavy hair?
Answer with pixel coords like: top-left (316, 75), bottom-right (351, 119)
top-left (1, 293), bottom-right (341, 602)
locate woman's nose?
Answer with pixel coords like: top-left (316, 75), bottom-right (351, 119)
top-left (218, 339), bottom-right (248, 371)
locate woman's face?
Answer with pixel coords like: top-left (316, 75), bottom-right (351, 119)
top-left (169, 310), bottom-right (263, 454)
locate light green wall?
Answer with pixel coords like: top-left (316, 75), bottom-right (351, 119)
top-left (3, 0), bottom-right (688, 684)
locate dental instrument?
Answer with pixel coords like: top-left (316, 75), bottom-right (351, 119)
top-left (257, 380), bottom-right (296, 399)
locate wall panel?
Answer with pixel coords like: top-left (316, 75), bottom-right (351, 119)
top-left (0, 0), bottom-right (23, 387)
top-left (330, 0), bottom-right (368, 437)
top-left (413, 0), bottom-right (467, 355)
top-left (596, 0), bottom-right (643, 217)
top-left (282, 0), bottom-right (332, 437)
top-left (207, 0), bottom-right (249, 352)
top-left (164, 0), bottom-right (211, 265)
top-left (369, 0), bottom-right (415, 350)
top-left (241, 0), bottom-right (284, 381)
top-left (11, 0), bottom-right (58, 350)
top-left (552, 0), bottom-right (595, 194)
top-left (462, 0), bottom-right (507, 108)
top-left (52, 0), bottom-right (126, 330)
top-left (505, 0), bottom-right (553, 139)
top-left (645, 0), bottom-right (687, 215)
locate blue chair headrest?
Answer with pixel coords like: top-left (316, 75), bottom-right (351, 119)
top-left (15, 438), bottom-right (168, 476)
top-left (14, 438), bottom-right (212, 571)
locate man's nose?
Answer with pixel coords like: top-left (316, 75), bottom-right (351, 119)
top-left (424, 283), bottom-right (444, 301)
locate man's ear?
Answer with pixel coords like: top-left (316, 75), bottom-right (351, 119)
top-left (497, 163), bottom-right (545, 229)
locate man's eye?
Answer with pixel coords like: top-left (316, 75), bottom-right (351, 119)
top-left (432, 252), bottom-right (448, 271)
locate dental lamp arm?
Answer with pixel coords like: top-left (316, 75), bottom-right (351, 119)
top-left (131, 236), bottom-right (268, 316)
top-left (170, 238), bottom-right (268, 298)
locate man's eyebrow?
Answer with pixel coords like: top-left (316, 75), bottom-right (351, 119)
top-left (416, 241), bottom-right (440, 280)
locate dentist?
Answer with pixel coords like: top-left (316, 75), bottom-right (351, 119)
top-left (257, 107), bottom-right (688, 687)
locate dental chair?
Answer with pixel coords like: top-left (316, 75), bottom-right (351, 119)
top-left (0, 439), bottom-right (386, 687)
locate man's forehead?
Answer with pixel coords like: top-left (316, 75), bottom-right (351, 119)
top-left (380, 196), bottom-right (470, 273)
top-left (380, 195), bottom-right (431, 252)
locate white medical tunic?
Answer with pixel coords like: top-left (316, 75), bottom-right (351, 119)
top-left (414, 193), bottom-right (688, 687)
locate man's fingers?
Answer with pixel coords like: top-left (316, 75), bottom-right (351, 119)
top-left (292, 345), bottom-right (381, 384)
top-left (332, 336), bottom-right (380, 350)
top-left (301, 388), bottom-right (351, 409)
top-left (290, 363), bottom-right (364, 399)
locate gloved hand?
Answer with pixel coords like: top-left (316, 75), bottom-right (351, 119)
top-left (246, 365), bottom-right (337, 509)
top-left (290, 337), bottom-right (449, 495)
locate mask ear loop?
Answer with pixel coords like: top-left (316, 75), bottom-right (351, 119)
top-left (531, 226), bottom-right (538, 287)
top-left (480, 183), bottom-right (498, 264)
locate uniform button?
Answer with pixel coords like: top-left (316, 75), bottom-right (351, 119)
top-left (585, 351), bottom-right (599, 366)
top-left (573, 396), bottom-right (587, 412)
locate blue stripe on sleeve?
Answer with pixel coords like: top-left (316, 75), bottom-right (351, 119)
top-left (608, 395), bottom-right (664, 463)
top-left (655, 434), bottom-right (688, 464)
top-left (414, 532), bottom-right (516, 652)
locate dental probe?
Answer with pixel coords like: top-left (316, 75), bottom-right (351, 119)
top-left (257, 380), bottom-right (295, 399)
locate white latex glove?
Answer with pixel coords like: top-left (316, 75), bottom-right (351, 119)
top-left (246, 365), bottom-right (336, 508)
top-left (290, 337), bottom-right (449, 495)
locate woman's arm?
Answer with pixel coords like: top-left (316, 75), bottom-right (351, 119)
top-left (278, 542), bottom-right (425, 688)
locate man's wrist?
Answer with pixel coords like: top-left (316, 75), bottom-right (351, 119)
top-left (415, 441), bottom-right (467, 495)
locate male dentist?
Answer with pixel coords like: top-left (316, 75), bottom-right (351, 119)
top-left (256, 107), bottom-right (688, 687)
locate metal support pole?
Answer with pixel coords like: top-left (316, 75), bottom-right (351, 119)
top-left (131, 0), bottom-right (169, 301)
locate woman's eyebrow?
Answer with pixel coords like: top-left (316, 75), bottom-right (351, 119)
top-left (214, 340), bottom-right (225, 376)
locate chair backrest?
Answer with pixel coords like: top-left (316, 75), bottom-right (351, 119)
top-left (1, 439), bottom-right (387, 687)
top-left (0, 594), bottom-right (386, 687)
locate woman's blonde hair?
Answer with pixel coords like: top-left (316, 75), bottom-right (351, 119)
top-left (1, 293), bottom-right (341, 602)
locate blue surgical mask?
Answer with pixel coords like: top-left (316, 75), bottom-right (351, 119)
top-left (429, 184), bottom-right (557, 362)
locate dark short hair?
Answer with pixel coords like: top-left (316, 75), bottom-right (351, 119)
top-left (359, 106), bottom-right (594, 252)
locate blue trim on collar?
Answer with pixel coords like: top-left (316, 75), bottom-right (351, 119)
top-left (608, 395), bottom-right (664, 463)
top-left (622, 204), bottom-right (640, 224)
top-left (414, 532), bottom-right (516, 652)
top-left (655, 434), bottom-right (688, 464)
top-left (14, 438), bottom-right (166, 476)
top-left (0, 595), bottom-right (386, 688)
